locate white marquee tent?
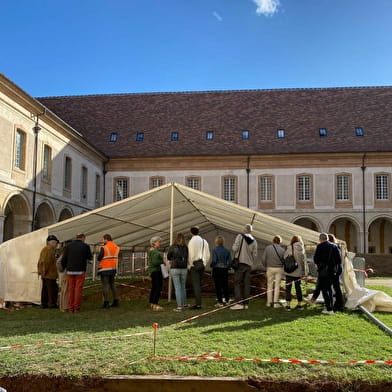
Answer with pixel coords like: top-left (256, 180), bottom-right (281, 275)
top-left (1, 183), bottom-right (391, 313)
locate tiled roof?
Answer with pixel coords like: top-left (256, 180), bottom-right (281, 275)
top-left (37, 86), bottom-right (392, 158)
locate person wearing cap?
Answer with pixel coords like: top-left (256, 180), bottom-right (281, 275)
top-left (313, 232), bottom-right (341, 315)
top-left (231, 224), bottom-right (257, 310)
top-left (188, 226), bottom-right (210, 310)
top-left (37, 235), bottom-right (59, 309)
top-left (61, 233), bottom-right (92, 312)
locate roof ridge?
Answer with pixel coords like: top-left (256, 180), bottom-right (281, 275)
top-left (36, 85), bottom-right (392, 100)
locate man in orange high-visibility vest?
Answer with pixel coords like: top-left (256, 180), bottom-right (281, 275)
top-left (98, 234), bottom-right (120, 308)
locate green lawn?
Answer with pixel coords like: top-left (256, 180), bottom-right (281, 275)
top-left (0, 283), bottom-right (391, 382)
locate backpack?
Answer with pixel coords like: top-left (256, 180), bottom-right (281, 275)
top-left (283, 245), bottom-right (298, 273)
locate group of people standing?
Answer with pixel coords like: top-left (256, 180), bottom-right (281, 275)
top-left (37, 233), bottom-right (120, 312)
top-left (147, 224), bottom-right (257, 312)
top-left (263, 232), bottom-right (343, 314)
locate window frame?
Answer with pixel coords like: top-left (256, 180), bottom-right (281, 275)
top-left (186, 176), bottom-right (201, 191)
top-left (14, 128), bottom-right (26, 171)
top-left (241, 130), bottom-right (249, 140)
top-left (258, 175), bottom-right (275, 209)
top-left (109, 132), bottom-right (118, 142)
top-left (114, 177), bottom-right (129, 201)
top-left (150, 176), bottom-right (165, 189)
top-left (277, 129), bottom-right (285, 139)
top-left (222, 175), bottom-right (237, 203)
top-left (136, 132), bottom-right (144, 142)
top-left (206, 131), bottom-right (214, 140)
top-left (42, 144), bottom-right (52, 183)
top-left (171, 131), bottom-right (179, 141)
top-left (374, 173), bottom-right (391, 208)
top-left (296, 173), bottom-right (313, 208)
top-left (335, 173), bottom-right (352, 208)
top-left (63, 156), bottom-right (72, 194)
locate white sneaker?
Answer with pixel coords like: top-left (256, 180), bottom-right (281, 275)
top-left (321, 309), bottom-right (334, 315)
top-left (230, 304), bottom-right (244, 310)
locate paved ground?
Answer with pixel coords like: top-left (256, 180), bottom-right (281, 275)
top-left (365, 279), bottom-right (392, 288)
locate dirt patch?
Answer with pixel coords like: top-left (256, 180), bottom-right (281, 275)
top-left (0, 375), bottom-right (391, 392)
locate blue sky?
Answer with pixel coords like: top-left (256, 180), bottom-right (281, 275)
top-left (1, 0), bottom-right (392, 96)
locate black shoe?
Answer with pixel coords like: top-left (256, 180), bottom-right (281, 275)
top-left (110, 300), bottom-right (119, 308)
top-left (190, 305), bottom-right (202, 310)
top-left (102, 301), bottom-right (110, 309)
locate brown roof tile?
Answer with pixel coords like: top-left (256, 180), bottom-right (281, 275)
top-left (37, 87), bottom-right (392, 158)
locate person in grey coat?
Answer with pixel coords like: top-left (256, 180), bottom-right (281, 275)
top-left (230, 224), bottom-right (257, 310)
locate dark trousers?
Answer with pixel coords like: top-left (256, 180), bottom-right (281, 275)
top-left (190, 266), bottom-right (204, 306)
top-left (332, 266), bottom-right (344, 310)
top-left (212, 268), bottom-right (230, 303)
top-left (101, 274), bottom-right (118, 303)
top-left (285, 275), bottom-right (303, 302)
top-left (319, 276), bottom-right (334, 311)
top-left (234, 263), bottom-right (251, 305)
top-left (149, 270), bottom-right (163, 305)
top-left (41, 278), bottom-right (58, 308)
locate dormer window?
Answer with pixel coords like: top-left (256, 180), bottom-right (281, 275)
top-left (136, 132), bottom-right (144, 142)
top-left (171, 131), bottom-right (179, 141)
top-left (242, 130), bottom-right (249, 140)
top-left (319, 128), bottom-right (327, 137)
top-left (109, 132), bottom-right (118, 142)
top-left (206, 131), bottom-right (214, 140)
top-left (355, 127), bottom-right (364, 136)
top-left (277, 129), bottom-right (285, 139)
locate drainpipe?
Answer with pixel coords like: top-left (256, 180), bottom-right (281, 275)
top-left (31, 115), bottom-right (42, 231)
top-left (361, 154), bottom-right (367, 254)
top-left (246, 156), bottom-right (250, 208)
top-left (102, 162), bottom-right (107, 206)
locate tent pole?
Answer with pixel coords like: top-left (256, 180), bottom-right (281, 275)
top-left (168, 184), bottom-right (175, 303)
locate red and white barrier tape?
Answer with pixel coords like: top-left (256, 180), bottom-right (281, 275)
top-left (151, 352), bottom-right (392, 366)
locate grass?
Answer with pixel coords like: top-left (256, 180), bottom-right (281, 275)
top-left (0, 281), bottom-right (391, 382)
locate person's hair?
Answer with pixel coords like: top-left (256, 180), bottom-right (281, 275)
top-left (272, 235), bottom-right (282, 244)
top-left (76, 233), bottom-right (85, 240)
top-left (319, 232), bottom-right (328, 241)
top-left (150, 236), bottom-right (161, 246)
top-left (244, 224), bottom-right (252, 233)
top-left (215, 235), bottom-right (224, 247)
top-left (103, 234), bottom-right (112, 241)
top-left (290, 235), bottom-right (303, 245)
top-left (190, 226), bottom-right (200, 236)
top-left (328, 233), bottom-right (337, 243)
top-left (174, 232), bottom-right (186, 246)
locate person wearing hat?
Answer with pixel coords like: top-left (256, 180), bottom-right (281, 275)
top-left (37, 235), bottom-right (59, 309)
top-left (230, 224), bottom-right (257, 310)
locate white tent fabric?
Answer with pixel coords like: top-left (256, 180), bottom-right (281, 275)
top-left (1, 182), bottom-right (391, 313)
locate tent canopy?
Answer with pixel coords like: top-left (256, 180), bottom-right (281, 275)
top-left (0, 183), bottom-right (324, 302)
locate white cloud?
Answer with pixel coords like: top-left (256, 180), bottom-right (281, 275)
top-left (252, 0), bottom-right (280, 16)
top-left (213, 11), bottom-right (223, 22)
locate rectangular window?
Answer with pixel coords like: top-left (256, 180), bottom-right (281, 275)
top-left (171, 131), bottom-right (179, 141)
top-left (355, 127), bottom-right (364, 136)
top-left (242, 130), bottom-right (249, 140)
top-left (42, 144), bottom-right (52, 182)
top-left (277, 129), bottom-right (285, 139)
top-left (319, 128), bottom-right (327, 137)
top-left (187, 177), bottom-right (200, 190)
top-left (376, 175), bottom-right (389, 200)
top-left (151, 177), bottom-right (164, 189)
top-left (64, 157), bottom-right (72, 191)
top-left (15, 129), bottom-right (26, 170)
top-left (260, 176), bottom-right (272, 201)
top-left (109, 132), bottom-right (118, 142)
top-left (223, 177), bottom-right (236, 202)
top-left (298, 175), bottom-right (310, 201)
top-left (337, 175), bottom-right (350, 201)
top-left (206, 131), bottom-right (214, 140)
top-left (95, 174), bottom-right (101, 206)
top-left (81, 166), bottom-right (88, 200)
top-left (136, 132), bottom-right (144, 142)
top-left (115, 178), bottom-right (128, 201)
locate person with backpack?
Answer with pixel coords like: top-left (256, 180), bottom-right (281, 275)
top-left (284, 235), bottom-right (306, 311)
top-left (230, 224), bottom-right (257, 310)
top-left (167, 233), bottom-right (189, 312)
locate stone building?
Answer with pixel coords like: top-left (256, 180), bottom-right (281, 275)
top-left (1, 73), bottom-right (392, 256)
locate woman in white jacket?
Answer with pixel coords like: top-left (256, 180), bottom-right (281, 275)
top-left (284, 235), bottom-right (306, 311)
